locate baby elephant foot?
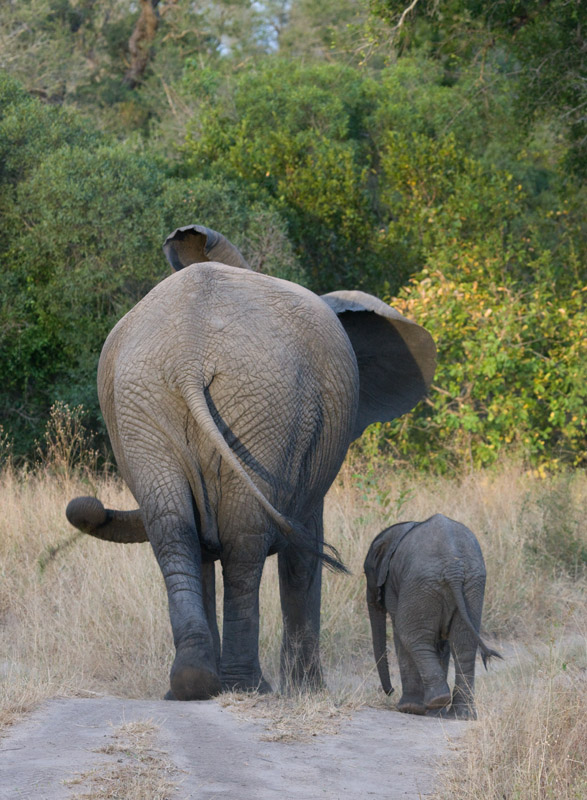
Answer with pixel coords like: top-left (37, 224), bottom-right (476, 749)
top-left (424, 683), bottom-right (451, 711)
top-left (397, 694), bottom-right (426, 715)
top-left (450, 703), bottom-right (477, 720)
top-left (424, 706), bottom-right (452, 719)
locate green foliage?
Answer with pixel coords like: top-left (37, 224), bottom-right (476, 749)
top-left (381, 253), bottom-right (587, 472)
top-left (1, 1), bottom-right (586, 472)
top-left (0, 75), bottom-right (303, 457)
top-left (0, 73), bottom-right (99, 189)
top-left (181, 58), bottom-right (391, 291)
top-left (0, 135), bottom-right (169, 453)
top-left (372, 0), bottom-right (587, 174)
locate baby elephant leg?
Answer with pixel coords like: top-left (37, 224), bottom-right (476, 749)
top-left (449, 619), bottom-right (479, 720)
top-left (393, 630), bottom-right (426, 715)
top-left (424, 640), bottom-right (452, 718)
top-left (395, 606), bottom-right (451, 712)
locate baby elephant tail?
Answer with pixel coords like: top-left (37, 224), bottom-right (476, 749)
top-left (450, 579), bottom-right (503, 669)
top-left (66, 496), bottom-right (148, 543)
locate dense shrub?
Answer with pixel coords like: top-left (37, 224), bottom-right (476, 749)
top-left (380, 254), bottom-right (587, 472)
top-left (180, 59), bottom-right (389, 292)
top-left (1, 29), bottom-right (585, 470)
top-left (0, 75), bottom-right (303, 457)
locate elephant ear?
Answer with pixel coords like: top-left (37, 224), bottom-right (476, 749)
top-left (321, 290), bottom-right (436, 440)
top-left (371, 522), bottom-right (418, 600)
top-left (163, 225), bottom-right (252, 272)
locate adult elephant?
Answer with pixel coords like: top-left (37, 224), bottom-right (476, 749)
top-left (66, 225), bottom-right (436, 701)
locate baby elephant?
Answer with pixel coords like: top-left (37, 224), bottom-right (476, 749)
top-left (364, 514), bottom-right (501, 719)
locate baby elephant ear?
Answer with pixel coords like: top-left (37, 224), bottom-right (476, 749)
top-left (163, 225), bottom-right (252, 271)
top-left (321, 290), bottom-right (436, 440)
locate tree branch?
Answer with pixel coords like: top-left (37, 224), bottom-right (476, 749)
top-left (392, 0), bottom-right (422, 35)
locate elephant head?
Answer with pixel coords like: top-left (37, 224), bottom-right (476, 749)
top-left (163, 227), bottom-right (437, 440)
top-left (163, 224), bottom-right (252, 272)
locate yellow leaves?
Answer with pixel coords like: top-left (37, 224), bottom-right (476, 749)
top-left (484, 308), bottom-right (493, 317)
top-left (528, 465), bottom-right (548, 480)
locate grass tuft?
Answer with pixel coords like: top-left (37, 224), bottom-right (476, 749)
top-left (65, 719), bottom-right (178, 799)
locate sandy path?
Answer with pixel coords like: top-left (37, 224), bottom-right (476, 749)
top-left (0, 697), bottom-right (469, 799)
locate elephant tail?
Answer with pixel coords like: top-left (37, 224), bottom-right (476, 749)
top-left (450, 580), bottom-right (502, 668)
top-left (66, 496), bottom-right (148, 543)
top-left (181, 382), bottom-right (347, 574)
top-left (366, 587), bottom-right (394, 695)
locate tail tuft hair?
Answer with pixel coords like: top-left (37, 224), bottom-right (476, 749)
top-left (480, 644), bottom-right (503, 670)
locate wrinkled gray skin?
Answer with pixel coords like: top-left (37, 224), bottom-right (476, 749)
top-left (66, 224), bottom-right (436, 701)
top-left (365, 514), bottom-right (501, 719)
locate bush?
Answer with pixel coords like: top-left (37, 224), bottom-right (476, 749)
top-left (384, 257), bottom-right (587, 471)
top-left (180, 58), bottom-right (390, 292)
top-left (0, 78), bottom-right (305, 459)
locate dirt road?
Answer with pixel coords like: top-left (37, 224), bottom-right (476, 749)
top-left (0, 696), bottom-right (468, 799)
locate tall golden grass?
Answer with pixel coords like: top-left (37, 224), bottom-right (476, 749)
top-left (0, 434), bottom-right (585, 795)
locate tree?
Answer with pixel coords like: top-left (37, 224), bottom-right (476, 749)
top-left (124, 0), bottom-right (161, 88)
top-left (0, 74), bottom-right (303, 457)
top-left (371, 0), bottom-right (587, 173)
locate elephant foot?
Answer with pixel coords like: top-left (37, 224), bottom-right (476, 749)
top-left (170, 646), bottom-right (222, 700)
top-left (397, 694), bottom-right (426, 715)
top-left (424, 706), bottom-right (451, 719)
top-left (221, 674), bottom-right (273, 694)
top-left (424, 684), bottom-right (451, 710)
top-left (280, 660), bottom-right (324, 694)
top-left (450, 703), bottom-right (477, 720)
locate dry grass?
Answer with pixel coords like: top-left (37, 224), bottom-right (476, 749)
top-left (0, 466), bottom-right (174, 727)
top-left (1, 454), bottom-right (585, 795)
top-left (217, 688), bottom-right (354, 742)
top-left (65, 719), bottom-right (178, 799)
top-left (434, 637), bottom-right (587, 799)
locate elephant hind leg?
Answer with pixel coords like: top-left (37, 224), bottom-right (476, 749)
top-left (449, 622), bottom-right (480, 720)
top-left (219, 531), bottom-right (272, 694)
top-left (278, 508), bottom-right (324, 693)
top-left (393, 631), bottom-right (426, 715)
top-left (137, 472), bottom-right (221, 700)
top-left (448, 583), bottom-right (485, 719)
top-left (395, 604), bottom-right (451, 713)
top-left (164, 560), bottom-right (221, 700)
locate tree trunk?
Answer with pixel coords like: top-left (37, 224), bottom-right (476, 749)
top-left (123, 0), bottom-right (161, 89)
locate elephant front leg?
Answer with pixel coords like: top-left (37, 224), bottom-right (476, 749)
top-left (278, 544), bottom-right (323, 692)
top-left (220, 549), bottom-right (271, 693)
